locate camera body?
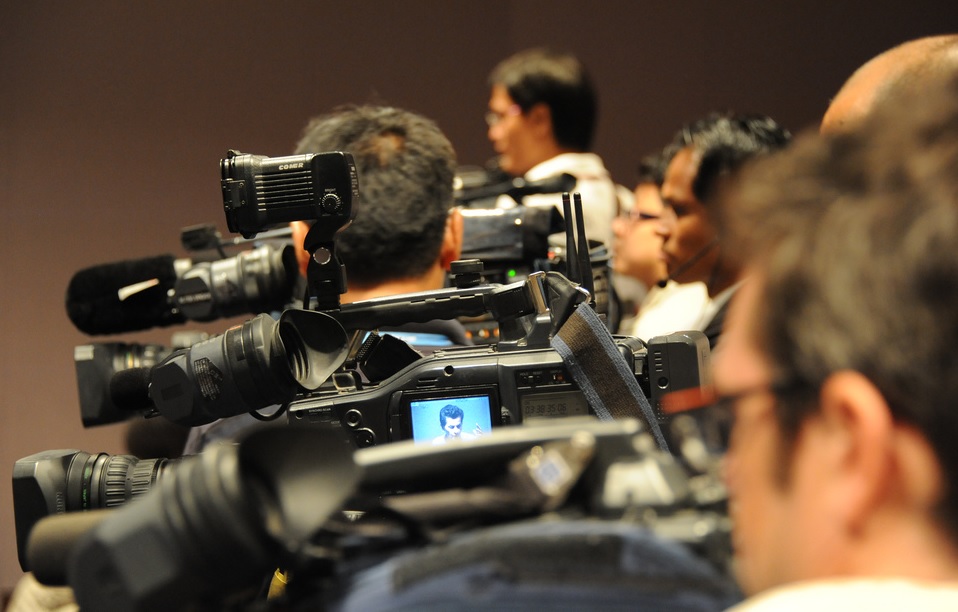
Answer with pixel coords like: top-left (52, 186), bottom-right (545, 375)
top-left (288, 330), bottom-right (709, 448)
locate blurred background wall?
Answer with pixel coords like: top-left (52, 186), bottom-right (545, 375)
top-left (2, 0), bottom-right (956, 595)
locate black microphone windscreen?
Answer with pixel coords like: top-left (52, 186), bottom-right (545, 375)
top-left (66, 255), bottom-right (185, 335)
top-left (110, 367), bottom-right (154, 412)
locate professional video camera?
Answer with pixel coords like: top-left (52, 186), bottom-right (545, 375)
top-left (67, 150), bottom-right (359, 430)
top-left (65, 237), bottom-right (298, 337)
top-left (65, 149), bottom-right (357, 337)
top-left (456, 204), bottom-right (619, 342)
top-left (16, 419), bottom-right (738, 611)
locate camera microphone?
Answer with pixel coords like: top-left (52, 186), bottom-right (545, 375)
top-left (656, 238), bottom-right (719, 289)
top-left (456, 173), bottom-right (577, 205)
top-left (109, 367), bottom-right (154, 413)
top-left (65, 244), bottom-right (299, 336)
top-left (66, 255), bottom-right (185, 336)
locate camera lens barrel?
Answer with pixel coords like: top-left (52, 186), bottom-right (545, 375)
top-left (148, 310), bottom-right (348, 427)
top-left (174, 244), bottom-right (299, 322)
top-left (12, 450), bottom-right (169, 571)
top-left (149, 313), bottom-right (292, 426)
top-left (80, 452), bottom-right (167, 509)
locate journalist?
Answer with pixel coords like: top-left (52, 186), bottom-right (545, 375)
top-left (184, 105), bottom-right (467, 453)
top-left (485, 48), bottom-right (626, 248)
top-left (653, 113), bottom-right (790, 349)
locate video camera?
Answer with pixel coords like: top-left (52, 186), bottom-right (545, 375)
top-left (65, 237), bottom-right (299, 337)
top-left (16, 420), bottom-right (737, 611)
top-left (68, 150), bottom-right (360, 427)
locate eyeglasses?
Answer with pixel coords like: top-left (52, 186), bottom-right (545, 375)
top-left (619, 209), bottom-right (660, 223)
top-left (485, 104), bottom-right (522, 127)
top-left (661, 381), bottom-right (795, 419)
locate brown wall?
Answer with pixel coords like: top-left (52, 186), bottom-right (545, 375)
top-left (2, 0), bottom-right (955, 593)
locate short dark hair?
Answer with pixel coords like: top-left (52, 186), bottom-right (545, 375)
top-left (672, 113), bottom-right (791, 203)
top-left (439, 404), bottom-right (463, 427)
top-left (635, 148), bottom-right (672, 187)
top-left (489, 48), bottom-right (597, 151)
top-left (721, 76), bottom-right (958, 543)
top-left (294, 105), bottom-right (456, 286)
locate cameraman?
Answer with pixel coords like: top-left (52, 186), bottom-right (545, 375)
top-left (184, 105), bottom-right (467, 454)
top-left (290, 104), bottom-right (467, 348)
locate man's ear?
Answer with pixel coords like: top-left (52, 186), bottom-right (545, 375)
top-left (526, 102), bottom-right (554, 139)
top-left (289, 221), bottom-right (312, 277)
top-left (816, 371), bottom-right (941, 533)
top-left (439, 207), bottom-right (464, 271)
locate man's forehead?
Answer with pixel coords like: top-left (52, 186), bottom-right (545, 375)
top-left (662, 147), bottom-right (703, 200)
top-left (488, 84), bottom-right (515, 109)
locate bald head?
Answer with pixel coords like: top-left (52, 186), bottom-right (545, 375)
top-left (821, 34), bottom-right (958, 134)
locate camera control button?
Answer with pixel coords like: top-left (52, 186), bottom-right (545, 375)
top-left (321, 193), bottom-right (343, 214)
top-left (343, 409), bottom-right (363, 428)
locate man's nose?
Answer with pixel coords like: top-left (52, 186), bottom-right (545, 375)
top-left (654, 218), bottom-right (671, 240)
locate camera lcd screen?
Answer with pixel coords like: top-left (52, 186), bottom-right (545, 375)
top-left (408, 394), bottom-right (494, 445)
top-left (520, 390), bottom-right (590, 420)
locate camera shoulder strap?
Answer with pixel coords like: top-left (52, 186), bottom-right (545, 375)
top-left (551, 302), bottom-right (669, 452)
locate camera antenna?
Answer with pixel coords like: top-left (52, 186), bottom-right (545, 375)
top-left (561, 193), bottom-right (595, 308)
top-left (573, 193), bottom-right (595, 307)
top-left (562, 193), bottom-right (582, 285)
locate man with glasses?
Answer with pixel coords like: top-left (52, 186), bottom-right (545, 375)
top-left (654, 113), bottom-right (790, 349)
top-left (486, 48), bottom-right (624, 248)
top-left (705, 78), bottom-right (958, 609)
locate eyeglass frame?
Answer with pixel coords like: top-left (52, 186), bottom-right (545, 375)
top-left (485, 104), bottom-right (522, 128)
top-left (661, 379), bottom-right (809, 423)
top-left (619, 209), bottom-right (661, 223)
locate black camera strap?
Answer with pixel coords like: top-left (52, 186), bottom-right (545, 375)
top-left (551, 302), bottom-right (669, 452)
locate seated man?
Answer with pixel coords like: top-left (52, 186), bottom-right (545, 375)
top-left (654, 113), bottom-right (790, 349)
top-left (290, 104), bottom-right (467, 348)
top-left (612, 148), bottom-right (709, 340)
top-left (485, 48), bottom-right (626, 248)
top-left (184, 105), bottom-right (466, 454)
top-left (709, 76), bottom-right (958, 608)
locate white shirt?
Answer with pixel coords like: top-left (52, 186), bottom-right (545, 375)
top-left (496, 152), bottom-right (623, 248)
top-left (728, 578), bottom-right (958, 611)
top-left (627, 280), bottom-right (711, 341)
top-left (694, 280), bottom-right (742, 331)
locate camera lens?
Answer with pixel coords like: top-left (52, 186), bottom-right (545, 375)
top-left (13, 449), bottom-right (174, 570)
top-left (72, 452), bottom-right (169, 510)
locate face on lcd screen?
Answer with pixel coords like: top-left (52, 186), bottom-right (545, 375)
top-left (409, 395), bottom-right (493, 444)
